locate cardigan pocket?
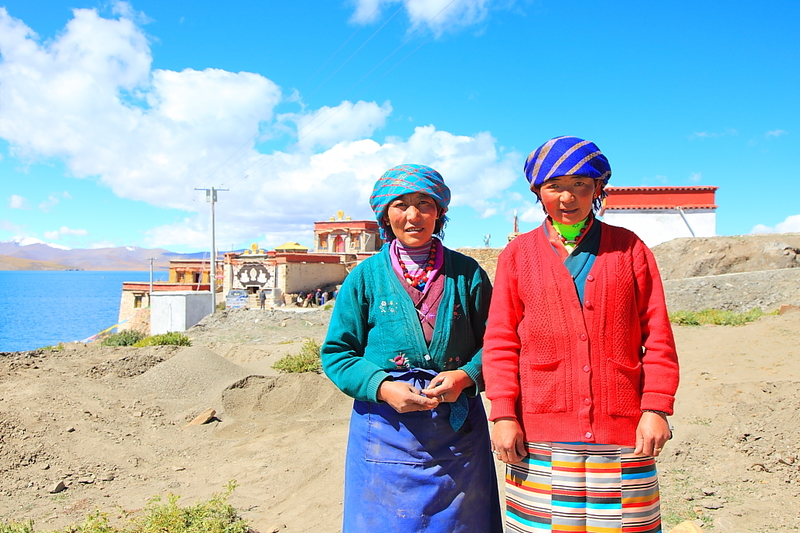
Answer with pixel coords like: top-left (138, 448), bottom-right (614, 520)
top-left (521, 358), bottom-right (567, 414)
top-left (606, 359), bottom-right (642, 417)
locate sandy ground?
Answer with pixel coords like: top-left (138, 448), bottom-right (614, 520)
top-left (1, 304), bottom-right (799, 532)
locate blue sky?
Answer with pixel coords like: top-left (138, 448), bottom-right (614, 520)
top-left (1, 0), bottom-right (798, 253)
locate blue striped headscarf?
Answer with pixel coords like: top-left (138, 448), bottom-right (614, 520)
top-left (369, 164), bottom-right (451, 240)
top-left (524, 136), bottom-right (612, 189)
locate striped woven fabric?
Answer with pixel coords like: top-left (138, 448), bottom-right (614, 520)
top-left (505, 442), bottom-right (662, 533)
top-left (368, 164), bottom-right (451, 239)
top-left (523, 136), bottom-right (612, 189)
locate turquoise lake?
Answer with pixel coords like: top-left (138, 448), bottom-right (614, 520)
top-left (0, 270), bottom-right (167, 352)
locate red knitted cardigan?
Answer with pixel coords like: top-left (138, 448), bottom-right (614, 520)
top-left (483, 222), bottom-right (679, 447)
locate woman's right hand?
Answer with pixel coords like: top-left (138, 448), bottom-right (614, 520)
top-left (377, 380), bottom-right (440, 413)
top-left (491, 418), bottom-right (526, 463)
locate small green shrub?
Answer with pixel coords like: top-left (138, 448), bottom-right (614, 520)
top-left (0, 482), bottom-right (250, 533)
top-left (101, 330), bottom-right (147, 347)
top-left (0, 520), bottom-right (35, 533)
top-left (273, 339), bottom-right (322, 373)
top-left (128, 481), bottom-right (250, 533)
top-left (133, 332), bottom-right (192, 348)
top-left (669, 308), bottom-right (765, 326)
top-left (38, 343), bottom-right (65, 351)
top-left (668, 310), bottom-right (700, 326)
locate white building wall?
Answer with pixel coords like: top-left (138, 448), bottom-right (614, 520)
top-left (150, 291), bottom-right (212, 335)
top-left (601, 209), bottom-right (716, 247)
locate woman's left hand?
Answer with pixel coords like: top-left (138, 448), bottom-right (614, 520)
top-left (420, 370), bottom-right (473, 403)
top-left (635, 411), bottom-right (672, 457)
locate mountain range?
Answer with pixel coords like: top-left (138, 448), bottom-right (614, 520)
top-left (0, 238), bottom-right (209, 271)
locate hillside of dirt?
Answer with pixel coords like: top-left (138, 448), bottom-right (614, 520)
top-left (2, 233), bottom-right (800, 532)
top-left (650, 233), bottom-right (800, 280)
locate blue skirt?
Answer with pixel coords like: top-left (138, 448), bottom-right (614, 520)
top-left (343, 369), bottom-right (503, 533)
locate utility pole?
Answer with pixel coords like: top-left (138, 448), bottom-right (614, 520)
top-left (148, 257), bottom-right (156, 306)
top-left (195, 187), bottom-right (229, 314)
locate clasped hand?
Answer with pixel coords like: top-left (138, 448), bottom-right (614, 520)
top-left (377, 370), bottom-right (473, 413)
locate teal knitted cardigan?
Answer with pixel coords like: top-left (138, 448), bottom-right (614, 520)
top-left (321, 244), bottom-right (492, 402)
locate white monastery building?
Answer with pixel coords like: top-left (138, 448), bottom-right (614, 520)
top-left (600, 186), bottom-right (718, 247)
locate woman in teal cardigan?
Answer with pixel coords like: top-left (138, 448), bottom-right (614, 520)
top-left (321, 164), bottom-right (502, 533)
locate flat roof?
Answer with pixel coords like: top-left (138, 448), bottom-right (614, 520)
top-left (604, 186), bottom-right (718, 209)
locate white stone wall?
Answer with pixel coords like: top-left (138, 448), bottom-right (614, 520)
top-left (279, 262), bottom-right (348, 294)
top-left (150, 291), bottom-right (212, 335)
top-left (600, 209), bottom-right (716, 247)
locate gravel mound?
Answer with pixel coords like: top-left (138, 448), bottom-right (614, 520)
top-left (221, 373), bottom-right (352, 421)
top-left (132, 345), bottom-right (252, 403)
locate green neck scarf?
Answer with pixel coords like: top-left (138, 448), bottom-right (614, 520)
top-left (551, 217), bottom-right (589, 242)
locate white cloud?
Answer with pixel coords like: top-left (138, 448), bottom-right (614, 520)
top-left (39, 195), bottom-right (60, 212)
top-left (350, 0), bottom-right (492, 34)
top-left (0, 219), bottom-right (25, 234)
top-left (44, 226), bottom-right (88, 240)
top-left (518, 203), bottom-right (546, 225)
top-left (8, 194), bottom-right (28, 209)
top-left (350, 0), bottom-right (383, 23)
top-left (60, 226), bottom-right (88, 236)
top-left (688, 172), bottom-right (702, 183)
top-left (641, 174), bottom-right (669, 185)
top-left (404, 0), bottom-right (491, 33)
top-left (765, 129), bottom-right (788, 138)
top-left (37, 192), bottom-right (71, 212)
top-left (289, 100), bottom-right (393, 151)
top-left (0, 7), bottom-right (282, 209)
top-left (0, 6), bottom-right (520, 251)
top-left (751, 214), bottom-right (800, 234)
top-left (143, 125), bottom-right (520, 249)
top-left (688, 129), bottom-right (738, 140)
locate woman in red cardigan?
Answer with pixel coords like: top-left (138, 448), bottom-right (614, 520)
top-left (483, 136), bottom-right (679, 533)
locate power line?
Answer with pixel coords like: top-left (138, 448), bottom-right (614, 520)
top-left (305, 4), bottom-right (405, 100)
top-left (207, 0), bottom-right (466, 192)
top-left (200, 6), bottom-right (389, 190)
top-left (299, 3), bottom-right (385, 93)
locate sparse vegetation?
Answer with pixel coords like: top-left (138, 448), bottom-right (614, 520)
top-left (0, 482), bottom-right (251, 533)
top-left (38, 343), bottom-right (65, 351)
top-left (132, 332), bottom-right (191, 347)
top-left (669, 307), bottom-right (767, 326)
top-left (101, 330), bottom-right (147, 347)
top-left (273, 338), bottom-right (322, 373)
top-left (0, 520), bottom-right (35, 533)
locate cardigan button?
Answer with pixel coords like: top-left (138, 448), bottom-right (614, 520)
top-left (584, 398), bottom-right (591, 405)
top-left (583, 365), bottom-right (590, 372)
top-left (580, 334), bottom-right (587, 341)
top-left (587, 275), bottom-right (594, 282)
top-left (585, 432), bottom-right (593, 439)
top-left (584, 300), bottom-right (592, 309)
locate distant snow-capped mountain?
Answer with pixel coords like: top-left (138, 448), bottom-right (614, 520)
top-left (2, 237), bottom-right (71, 250)
top-left (0, 238), bottom-right (203, 271)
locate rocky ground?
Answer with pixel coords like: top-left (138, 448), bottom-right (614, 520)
top-left (1, 233), bottom-right (800, 532)
top-left (652, 233), bottom-right (800, 313)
